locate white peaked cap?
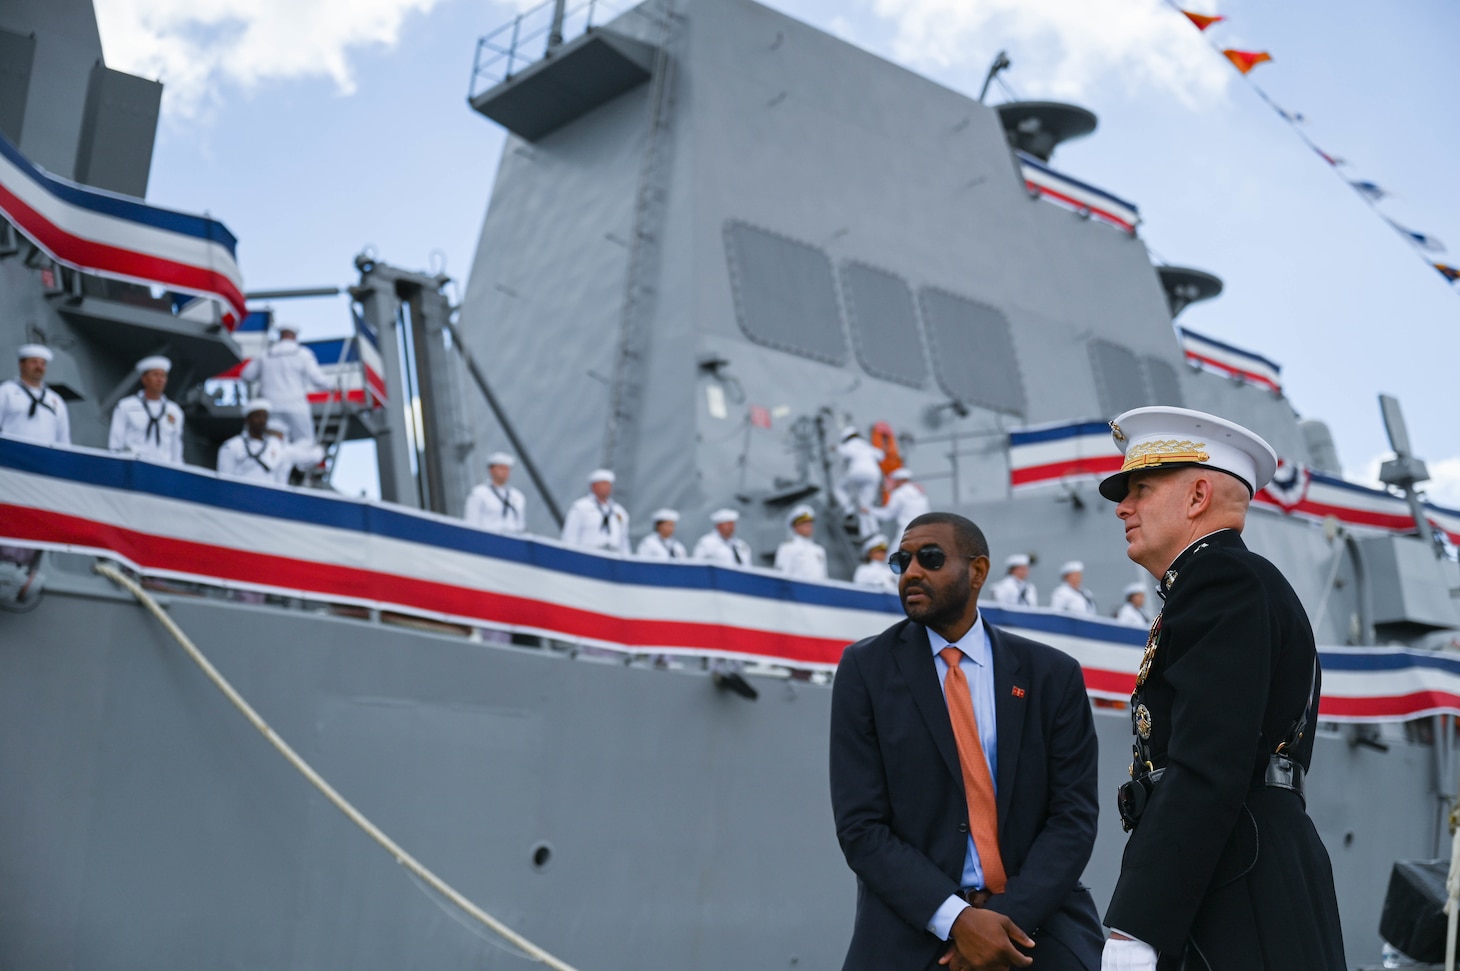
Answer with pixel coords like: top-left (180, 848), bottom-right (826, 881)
top-left (244, 398), bottom-right (272, 416)
top-left (1101, 406), bottom-right (1278, 502)
top-left (1060, 560), bottom-right (1084, 576)
top-left (1123, 582), bottom-right (1147, 599)
top-left (136, 355), bottom-right (172, 374)
top-left (1005, 553), bottom-right (1031, 568)
top-left (588, 469), bottom-right (615, 484)
top-left (840, 425), bottom-right (861, 441)
top-left (890, 468), bottom-right (913, 481)
top-left (486, 451), bottom-right (516, 467)
top-left (650, 508), bottom-right (679, 523)
top-left (710, 508), bottom-right (740, 524)
top-left (17, 343), bottom-right (53, 362)
top-left (862, 534), bottom-right (889, 554)
top-left (788, 503), bottom-right (816, 525)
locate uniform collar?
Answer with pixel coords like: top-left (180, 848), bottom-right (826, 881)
top-left (1159, 527), bottom-right (1243, 597)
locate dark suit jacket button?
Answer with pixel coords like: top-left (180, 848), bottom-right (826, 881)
top-left (958, 823), bottom-right (969, 833)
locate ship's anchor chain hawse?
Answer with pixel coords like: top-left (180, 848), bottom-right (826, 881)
top-left (93, 561), bottom-right (580, 971)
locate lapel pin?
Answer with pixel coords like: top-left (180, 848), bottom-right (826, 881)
top-left (1011, 686), bottom-right (1026, 699)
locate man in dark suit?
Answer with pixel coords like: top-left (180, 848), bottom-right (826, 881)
top-left (830, 512), bottom-right (1103, 971)
top-left (1097, 407), bottom-right (1345, 971)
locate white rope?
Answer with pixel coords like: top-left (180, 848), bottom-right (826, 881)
top-left (94, 561), bottom-right (579, 971)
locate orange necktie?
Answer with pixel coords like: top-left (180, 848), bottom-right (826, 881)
top-left (940, 646), bottom-right (1006, 893)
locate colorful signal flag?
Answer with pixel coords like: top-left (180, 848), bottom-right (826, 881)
top-left (1222, 49), bottom-right (1273, 74)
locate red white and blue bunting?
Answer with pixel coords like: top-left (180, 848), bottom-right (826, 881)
top-left (1179, 326), bottom-right (1283, 394)
top-left (1017, 152), bottom-right (1140, 234)
top-left (2, 438), bottom-right (1455, 723)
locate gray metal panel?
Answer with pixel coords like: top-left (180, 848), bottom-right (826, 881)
top-left (1359, 534), bottom-right (1460, 632)
top-left (0, 28), bottom-right (35, 145)
top-left (724, 221), bottom-right (847, 366)
top-left (0, 0), bottom-right (104, 179)
top-left (919, 287), bottom-right (1026, 416)
top-left (73, 63), bottom-right (161, 197)
top-left (1142, 355), bottom-right (1184, 407)
top-left (840, 261), bottom-right (928, 388)
top-left (1088, 338), bottom-right (1147, 416)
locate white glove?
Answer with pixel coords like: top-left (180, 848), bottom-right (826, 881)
top-left (1101, 936), bottom-right (1158, 971)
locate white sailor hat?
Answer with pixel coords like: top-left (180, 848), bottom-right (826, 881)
top-left (788, 503), bottom-right (816, 526)
top-left (650, 508), bottom-right (679, 524)
top-left (1123, 582), bottom-right (1147, 599)
top-left (1005, 553), bottom-right (1031, 569)
top-left (840, 425), bottom-right (861, 441)
top-left (890, 467), bottom-right (913, 482)
top-left (861, 534), bottom-right (889, 554)
top-left (1100, 406), bottom-right (1278, 502)
top-left (1060, 560), bottom-right (1084, 576)
top-left (265, 417), bottom-right (288, 435)
top-left (710, 508), bottom-right (740, 525)
top-left (243, 398), bottom-right (272, 416)
top-left (136, 355), bottom-right (172, 374)
top-left (588, 469), bottom-right (615, 484)
top-left (17, 343), bottom-right (53, 362)
top-left (275, 322), bottom-right (300, 334)
top-left (486, 451), bottom-right (516, 467)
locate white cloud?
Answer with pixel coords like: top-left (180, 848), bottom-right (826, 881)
top-left (867, 0), bottom-right (1232, 108)
top-left (94, 0), bottom-right (445, 120)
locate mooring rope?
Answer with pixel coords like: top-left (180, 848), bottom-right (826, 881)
top-left (94, 561), bottom-right (579, 971)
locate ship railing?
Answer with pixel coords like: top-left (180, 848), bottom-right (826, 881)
top-left (470, 0), bottom-right (634, 97)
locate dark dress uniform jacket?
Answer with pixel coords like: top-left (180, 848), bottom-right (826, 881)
top-left (1104, 529), bottom-right (1346, 970)
top-left (830, 618), bottom-right (1104, 971)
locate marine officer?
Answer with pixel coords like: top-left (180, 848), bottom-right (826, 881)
top-left (693, 508), bottom-right (754, 567)
top-left (216, 399), bottom-right (324, 483)
top-left (0, 344), bottom-right (70, 445)
top-left (851, 534), bottom-right (898, 591)
top-left (561, 469), bottom-right (630, 554)
top-left (465, 451), bottom-right (528, 534)
top-left (1097, 406), bottom-right (1345, 971)
top-left (774, 504), bottom-right (828, 580)
top-left (109, 355), bottom-right (185, 464)
top-left (987, 553), bottom-right (1037, 608)
top-left (637, 509), bottom-right (688, 559)
top-left (1048, 562), bottom-right (1096, 616)
top-left (1113, 583), bottom-right (1149, 628)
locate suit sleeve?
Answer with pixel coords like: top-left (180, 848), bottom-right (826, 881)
top-left (1104, 552), bottom-right (1273, 953)
top-left (985, 658), bottom-right (1099, 932)
top-left (830, 645), bottom-right (962, 930)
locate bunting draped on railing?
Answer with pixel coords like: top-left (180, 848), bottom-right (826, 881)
top-left (1, 437), bottom-right (1455, 722)
top-left (0, 131), bottom-right (247, 325)
top-left (1172, 4), bottom-right (1458, 294)
top-left (1017, 152), bottom-right (1140, 233)
top-left (1008, 419), bottom-right (1121, 490)
top-left (1178, 326), bottom-right (1283, 393)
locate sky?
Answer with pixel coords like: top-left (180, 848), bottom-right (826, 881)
top-left (92, 0), bottom-right (1460, 502)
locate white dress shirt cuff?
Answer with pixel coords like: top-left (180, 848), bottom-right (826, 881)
top-left (1101, 935), bottom-right (1158, 971)
top-left (927, 895), bottom-right (970, 941)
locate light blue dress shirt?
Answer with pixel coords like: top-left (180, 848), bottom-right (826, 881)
top-left (925, 613), bottom-right (999, 941)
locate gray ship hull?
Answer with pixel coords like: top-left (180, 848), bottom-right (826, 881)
top-left (0, 558), bottom-right (1436, 969)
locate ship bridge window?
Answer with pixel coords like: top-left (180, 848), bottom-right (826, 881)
top-left (1143, 356), bottom-right (1185, 407)
top-left (840, 261), bottom-right (928, 388)
top-left (918, 288), bottom-right (1027, 417)
top-left (724, 221), bottom-right (848, 366)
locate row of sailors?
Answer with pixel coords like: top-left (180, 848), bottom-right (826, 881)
top-left (986, 553), bottom-right (1151, 627)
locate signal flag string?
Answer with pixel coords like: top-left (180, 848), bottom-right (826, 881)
top-left (1169, 3), bottom-right (1460, 295)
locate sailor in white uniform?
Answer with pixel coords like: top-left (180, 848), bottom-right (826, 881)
top-left (239, 323), bottom-right (331, 443)
top-left (692, 508), bottom-right (753, 567)
top-left (871, 467), bottom-right (931, 539)
top-left (464, 451), bottom-right (528, 534)
top-left (833, 426), bottom-right (885, 538)
top-left (774, 504), bottom-right (828, 580)
top-left (1115, 582), bottom-right (1151, 627)
top-left (561, 469), bottom-right (630, 554)
top-left (0, 344), bottom-right (70, 445)
top-left (637, 508), bottom-right (688, 560)
top-left (851, 534), bottom-right (898, 591)
top-left (108, 355), bottom-right (185, 464)
top-left (987, 552), bottom-right (1039, 607)
top-left (1049, 560), bottom-right (1098, 616)
top-left (216, 399), bottom-right (324, 484)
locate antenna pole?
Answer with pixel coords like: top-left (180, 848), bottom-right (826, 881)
top-left (547, 0), bottom-right (567, 51)
top-left (978, 50), bottom-right (1011, 103)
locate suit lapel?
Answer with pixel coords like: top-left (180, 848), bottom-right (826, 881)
top-left (989, 623), bottom-right (1028, 823)
top-left (892, 622), bottom-right (963, 783)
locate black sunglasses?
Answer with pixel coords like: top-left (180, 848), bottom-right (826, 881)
top-left (888, 545), bottom-right (972, 575)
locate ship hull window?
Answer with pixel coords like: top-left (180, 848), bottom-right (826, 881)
top-left (918, 287), bottom-right (1027, 417)
top-left (723, 221), bottom-right (848, 366)
top-left (841, 261), bottom-right (929, 388)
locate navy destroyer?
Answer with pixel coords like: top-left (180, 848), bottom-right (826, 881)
top-left (2, 0), bottom-right (1458, 968)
